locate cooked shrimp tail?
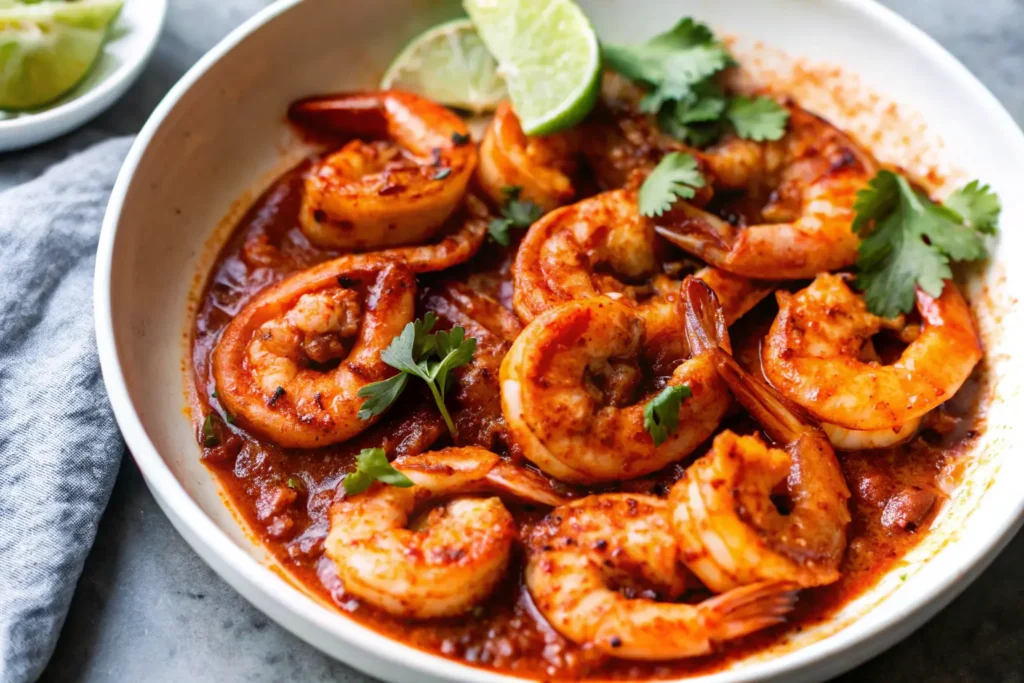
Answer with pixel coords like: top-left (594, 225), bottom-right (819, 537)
top-left (682, 276), bottom-right (729, 356)
top-left (704, 580), bottom-right (800, 641)
top-left (712, 348), bottom-right (807, 445)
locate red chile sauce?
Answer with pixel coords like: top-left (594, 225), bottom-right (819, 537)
top-left (191, 158), bottom-right (987, 680)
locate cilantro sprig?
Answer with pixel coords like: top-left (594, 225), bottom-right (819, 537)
top-left (342, 447), bottom-right (413, 496)
top-left (643, 384), bottom-right (693, 446)
top-left (357, 312), bottom-right (477, 438)
top-left (488, 186), bottom-right (543, 246)
top-left (852, 170), bottom-right (1001, 317)
top-left (638, 152), bottom-right (705, 217)
top-left (604, 17), bottom-right (789, 146)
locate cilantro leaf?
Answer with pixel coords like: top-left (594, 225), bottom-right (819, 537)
top-left (506, 196), bottom-right (543, 227)
top-left (200, 414), bottom-right (220, 447)
top-left (604, 18), bottom-right (730, 90)
top-left (656, 86), bottom-right (727, 146)
top-left (725, 96), bottom-right (790, 142)
top-left (487, 186), bottom-right (543, 246)
top-left (853, 170), bottom-right (996, 317)
top-left (342, 448), bottom-right (413, 496)
top-left (356, 315), bottom-right (477, 439)
top-left (638, 152), bottom-right (705, 217)
top-left (488, 218), bottom-right (514, 247)
top-left (945, 180), bottom-right (1001, 235)
top-left (607, 17), bottom-right (790, 147)
top-left (643, 384), bottom-right (693, 446)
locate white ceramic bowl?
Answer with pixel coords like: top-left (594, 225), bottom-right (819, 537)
top-left (0, 0), bottom-right (167, 152)
top-left (95, 1), bottom-right (1024, 681)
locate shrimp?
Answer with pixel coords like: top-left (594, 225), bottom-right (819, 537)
top-left (212, 191), bottom-right (492, 450)
top-left (669, 278), bottom-right (851, 591)
top-left (761, 273), bottom-right (983, 440)
top-left (289, 91), bottom-right (477, 250)
top-left (213, 257), bottom-right (415, 448)
top-left (477, 101), bottom-right (577, 212)
top-left (324, 447), bottom-right (566, 619)
top-left (512, 189), bottom-right (775, 368)
top-left (500, 292), bottom-right (731, 484)
top-left (655, 105), bottom-right (876, 279)
top-left (525, 493), bottom-right (799, 659)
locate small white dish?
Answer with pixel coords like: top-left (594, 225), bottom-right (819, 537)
top-left (96, 0), bottom-right (1024, 681)
top-left (0, 0), bottom-right (167, 152)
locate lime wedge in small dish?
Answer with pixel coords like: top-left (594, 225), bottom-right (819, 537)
top-left (0, 0), bottom-right (123, 111)
top-left (382, 18), bottom-right (506, 114)
top-left (462, 0), bottom-right (601, 135)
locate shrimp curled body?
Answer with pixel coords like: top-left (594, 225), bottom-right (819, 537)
top-left (513, 189), bottom-right (774, 368)
top-left (325, 447), bottom-right (566, 619)
top-left (500, 295), bottom-right (730, 484)
top-left (213, 257), bottom-right (415, 448)
top-left (762, 273), bottom-right (983, 435)
top-left (477, 101), bottom-right (577, 213)
top-left (212, 195), bottom-right (491, 449)
top-left (670, 279), bottom-right (851, 591)
top-left (290, 91), bottom-right (477, 250)
top-left (656, 105), bottom-right (876, 279)
top-left (526, 493), bottom-right (799, 660)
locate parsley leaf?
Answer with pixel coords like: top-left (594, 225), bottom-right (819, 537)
top-left (643, 384), bottom-right (693, 446)
top-left (342, 447), bottom-right (413, 496)
top-left (638, 152), bottom-right (705, 217)
top-left (853, 170), bottom-right (997, 317)
top-left (357, 315), bottom-right (477, 438)
top-left (488, 186), bottom-right (543, 246)
top-left (356, 373), bottom-right (408, 420)
top-left (725, 96), bottom-right (790, 142)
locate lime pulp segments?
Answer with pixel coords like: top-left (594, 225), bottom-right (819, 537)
top-left (381, 18), bottom-right (506, 113)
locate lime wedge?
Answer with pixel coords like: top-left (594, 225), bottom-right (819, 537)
top-left (0, 0), bottom-right (122, 110)
top-left (0, 0), bottom-right (123, 30)
top-left (463, 0), bottom-right (600, 135)
top-left (382, 18), bottom-right (506, 114)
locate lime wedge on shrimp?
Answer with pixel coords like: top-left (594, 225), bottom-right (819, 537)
top-left (463, 0), bottom-right (601, 135)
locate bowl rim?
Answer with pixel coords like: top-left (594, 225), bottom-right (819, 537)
top-left (0, 0), bottom-right (169, 151)
top-left (94, 0), bottom-right (1024, 681)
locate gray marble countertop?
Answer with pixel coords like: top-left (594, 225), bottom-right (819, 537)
top-left (25, 0), bottom-right (1024, 680)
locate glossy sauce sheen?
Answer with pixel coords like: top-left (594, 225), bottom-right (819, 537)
top-left (192, 160), bottom-right (987, 680)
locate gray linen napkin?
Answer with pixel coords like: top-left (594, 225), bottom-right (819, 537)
top-left (0, 137), bottom-right (133, 683)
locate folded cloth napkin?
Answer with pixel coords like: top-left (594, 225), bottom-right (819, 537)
top-left (0, 137), bottom-right (133, 683)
